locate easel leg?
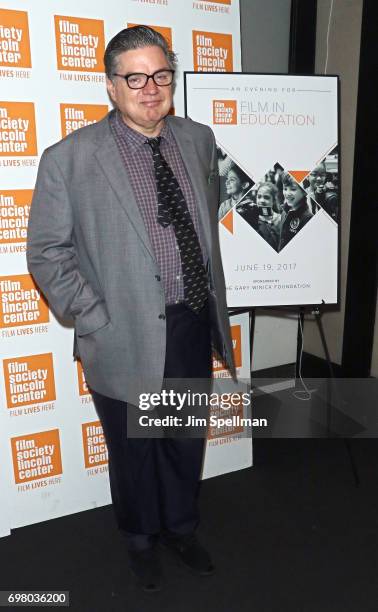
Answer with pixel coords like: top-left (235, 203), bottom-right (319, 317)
top-left (314, 309), bottom-right (359, 487)
top-left (249, 308), bottom-right (256, 372)
top-left (296, 307), bottom-right (305, 379)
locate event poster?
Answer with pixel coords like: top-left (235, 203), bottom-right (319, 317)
top-left (185, 72), bottom-right (339, 307)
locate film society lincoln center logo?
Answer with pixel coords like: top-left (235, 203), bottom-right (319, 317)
top-left (211, 324), bottom-right (245, 440)
top-left (11, 429), bottom-right (62, 485)
top-left (3, 353), bottom-right (56, 412)
top-left (76, 360), bottom-right (92, 403)
top-left (213, 324), bottom-right (242, 374)
top-left (0, 8), bottom-right (31, 69)
top-left (54, 15), bottom-right (105, 72)
top-left (213, 99), bottom-right (237, 124)
top-left (0, 189), bottom-right (32, 246)
top-left (192, 31), bottom-right (233, 72)
top-left (82, 421), bottom-right (108, 471)
top-left (60, 104), bottom-right (108, 137)
top-left (0, 102), bottom-right (37, 156)
top-left (0, 274), bottom-right (49, 329)
top-left (208, 394), bottom-right (245, 440)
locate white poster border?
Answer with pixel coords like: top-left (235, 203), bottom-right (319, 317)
top-left (184, 71), bottom-right (340, 309)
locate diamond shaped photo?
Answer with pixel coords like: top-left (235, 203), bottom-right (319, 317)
top-left (235, 164), bottom-right (316, 252)
top-left (301, 147), bottom-right (339, 222)
top-left (217, 146), bottom-right (255, 221)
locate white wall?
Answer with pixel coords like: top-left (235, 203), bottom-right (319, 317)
top-left (240, 0), bottom-right (291, 74)
top-left (303, 0), bottom-right (363, 364)
top-left (240, 0), bottom-right (298, 372)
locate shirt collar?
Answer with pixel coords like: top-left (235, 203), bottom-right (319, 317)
top-left (113, 109), bottom-right (173, 153)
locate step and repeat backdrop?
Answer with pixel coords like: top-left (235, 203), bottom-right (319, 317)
top-left (0, 0), bottom-right (251, 538)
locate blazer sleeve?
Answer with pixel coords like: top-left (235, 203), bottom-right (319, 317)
top-left (27, 148), bottom-right (109, 336)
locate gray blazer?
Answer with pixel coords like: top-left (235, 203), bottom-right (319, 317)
top-left (27, 113), bottom-right (235, 405)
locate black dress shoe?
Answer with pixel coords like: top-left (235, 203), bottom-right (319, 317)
top-left (161, 532), bottom-right (215, 576)
top-left (128, 547), bottom-right (162, 592)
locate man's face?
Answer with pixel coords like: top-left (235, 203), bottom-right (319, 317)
top-left (106, 45), bottom-right (173, 136)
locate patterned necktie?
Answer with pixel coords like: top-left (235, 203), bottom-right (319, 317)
top-left (146, 136), bottom-right (208, 313)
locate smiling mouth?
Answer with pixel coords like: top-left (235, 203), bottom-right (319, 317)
top-left (141, 100), bottom-right (162, 106)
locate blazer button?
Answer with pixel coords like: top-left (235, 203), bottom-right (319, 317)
top-left (158, 314), bottom-right (166, 320)
top-left (155, 275), bottom-right (161, 281)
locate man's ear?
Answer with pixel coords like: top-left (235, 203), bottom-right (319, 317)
top-left (242, 181), bottom-right (250, 190)
top-left (106, 77), bottom-right (116, 103)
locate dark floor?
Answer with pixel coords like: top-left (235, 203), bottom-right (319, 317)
top-left (1, 439), bottom-right (378, 612)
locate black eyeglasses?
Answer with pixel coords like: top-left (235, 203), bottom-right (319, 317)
top-left (112, 69), bottom-right (175, 89)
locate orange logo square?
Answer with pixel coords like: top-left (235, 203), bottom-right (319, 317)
top-left (11, 429), bottom-right (63, 484)
top-left (213, 100), bottom-right (237, 124)
top-left (3, 353), bottom-right (56, 409)
top-left (0, 102), bottom-right (37, 156)
top-left (54, 15), bottom-right (105, 73)
top-left (0, 274), bottom-right (49, 328)
top-left (0, 9), bottom-right (31, 68)
top-left (0, 189), bottom-right (33, 244)
top-left (213, 324), bottom-right (242, 372)
top-left (192, 31), bottom-right (233, 72)
top-left (60, 104), bottom-right (108, 137)
top-left (127, 24), bottom-right (172, 49)
top-left (76, 360), bottom-right (90, 396)
top-left (208, 394), bottom-right (244, 439)
top-left (82, 421), bottom-right (108, 468)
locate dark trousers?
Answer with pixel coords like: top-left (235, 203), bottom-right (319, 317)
top-left (91, 302), bottom-right (212, 551)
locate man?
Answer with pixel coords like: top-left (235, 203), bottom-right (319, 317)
top-left (27, 26), bottom-right (234, 592)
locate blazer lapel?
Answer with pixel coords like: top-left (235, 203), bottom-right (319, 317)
top-left (93, 118), bottom-right (156, 261)
top-left (167, 118), bottom-right (212, 255)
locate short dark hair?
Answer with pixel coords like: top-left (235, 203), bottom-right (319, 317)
top-left (104, 26), bottom-right (177, 80)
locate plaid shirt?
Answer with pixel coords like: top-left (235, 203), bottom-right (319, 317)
top-left (109, 110), bottom-right (207, 305)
